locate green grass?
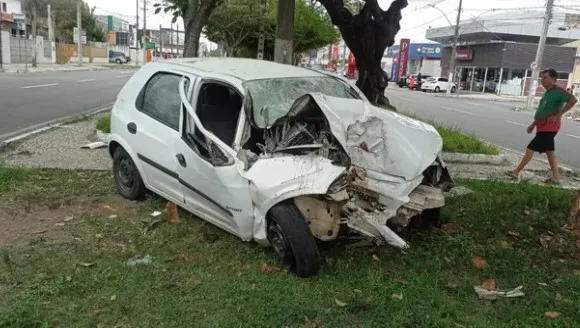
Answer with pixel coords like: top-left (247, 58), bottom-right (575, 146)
top-left (431, 121), bottom-right (499, 155)
top-left (96, 114), bottom-right (111, 133)
top-left (1, 167), bottom-right (579, 327)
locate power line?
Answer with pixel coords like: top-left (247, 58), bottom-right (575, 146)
top-left (400, 10), bottom-right (458, 32)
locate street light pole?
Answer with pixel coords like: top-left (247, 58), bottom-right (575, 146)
top-left (447, 0), bottom-right (463, 96)
top-left (135, 0), bottom-right (139, 66)
top-left (525, 0), bottom-right (554, 110)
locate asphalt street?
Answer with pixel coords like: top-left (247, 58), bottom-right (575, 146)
top-left (387, 87), bottom-right (580, 168)
top-left (0, 69), bottom-right (135, 139)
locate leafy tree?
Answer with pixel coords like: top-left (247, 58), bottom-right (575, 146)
top-left (154, 0), bottom-right (222, 57)
top-left (318, 0), bottom-right (407, 107)
top-left (229, 0), bottom-right (338, 61)
top-left (203, 0), bottom-right (268, 57)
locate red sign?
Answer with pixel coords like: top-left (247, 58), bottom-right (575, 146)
top-left (331, 44), bottom-right (340, 61)
top-left (347, 52), bottom-right (356, 79)
top-left (456, 49), bottom-right (473, 61)
top-left (0, 13), bottom-right (14, 23)
top-left (397, 38), bottom-right (410, 79)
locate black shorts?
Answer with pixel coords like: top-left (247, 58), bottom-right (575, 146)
top-left (527, 132), bottom-right (557, 153)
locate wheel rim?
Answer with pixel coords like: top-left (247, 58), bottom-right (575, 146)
top-left (117, 156), bottom-right (136, 194)
top-left (267, 222), bottom-right (293, 265)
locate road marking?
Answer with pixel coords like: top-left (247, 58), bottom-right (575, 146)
top-left (76, 78), bottom-right (96, 83)
top-left (115, 74), bottom-right (132, 78)
top-left (566, 134), bottom-right (580, 139)
top-left (20, 83), bottom-right (59, 89)
top-left (504, 120), bottom-right (528, 127)
top-left (444, 107), bottom-right (482, 116)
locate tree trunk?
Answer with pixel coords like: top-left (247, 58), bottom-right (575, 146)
top-left (319, 0), bottom-right (408, 109)
top-left (31, 1), bottom-right (37, 67)
top-left (183, 15), bottom-right (202, 57)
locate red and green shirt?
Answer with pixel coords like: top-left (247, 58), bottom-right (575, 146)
top-left (535, 87), bottom-right (571, 132)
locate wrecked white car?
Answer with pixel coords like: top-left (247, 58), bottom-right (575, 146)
top-left (108, 58), bottom-right (454, 277)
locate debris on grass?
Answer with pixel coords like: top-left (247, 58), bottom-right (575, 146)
top-left (126, 255), bottom-right (152, 266)
top-left (334, 299), bottom-right (347, 307)
top-left (166, 202), bottom-right (182, 224)
top-left (471, 256), bottom-right (489, 269)
top-left (544, 311), bottom-right (561, 319)
top-left (391, 293), bottom-right (404, 300)
top-left (482, 279), bottom-right (497, 291)
top-left (445, 186), bottom-right (473, 198)
top-left (441, 223), bottom-right (458, 234)
top-left (151, 210), bottom-right (162, 217)
top-left (539, 234), bottom-right (552, 248)
top-left (81, 141), bottom-right (107, 150)
top-left (77, 262), bottom-right (95, 268)
top-left (474, 285), bottom-right (524, 300)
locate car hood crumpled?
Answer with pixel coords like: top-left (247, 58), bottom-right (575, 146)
top-left (296, 93), bottom-right (443, 181)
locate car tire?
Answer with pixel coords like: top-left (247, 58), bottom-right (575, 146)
top-left (267, 201), bottom-right (320, 278)
top-left (116, 59), bottom-right (122, 64)
top-left (434, 86), bottom-right (440, 93)
top-left (451, 86), bottom-right (457, 93)
top-left (113, 147), bottom-right (146, 201)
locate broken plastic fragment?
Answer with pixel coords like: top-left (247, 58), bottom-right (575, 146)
top-left (474, 285), bottom-right (524, 300)
top-left (151, 211), bottom-right (162, 217)
top-left (81, 141), bottom-right (107, 150)
top-left (126, 255), bottom-right (152, 266)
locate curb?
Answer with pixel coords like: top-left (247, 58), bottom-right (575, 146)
top-left (442, 152), bottom-right (507, 166)
top-left (96, 130), bottom-right (111, 144)
top-left (0, 104), bottom-right (113, 152)
top-left (496, 145), bottom-right (576, 175)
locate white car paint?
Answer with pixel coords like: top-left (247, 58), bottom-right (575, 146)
top-left (421, 77), bottom-right (456, 93)
top-left (108, 58), bottom-right (452, 251)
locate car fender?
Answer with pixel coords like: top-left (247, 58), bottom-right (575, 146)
top-left (239, 155), bottom-right (347, 245)
top-left (107, 134), bottom-right (151, 189)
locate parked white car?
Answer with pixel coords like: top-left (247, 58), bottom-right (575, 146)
top-left (421, 77), bottom-right (457, 93)
top-left (108, 58), bottom-right (454, 277)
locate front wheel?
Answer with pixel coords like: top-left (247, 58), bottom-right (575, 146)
top-left (267, 201), bottom-right (320, 278)
top-left (451, 86), bottom-right (457, 93)
top-left (116, 59), bottom-right (122, 64)
top-left (410, 208), bottom-right (442, 230)
top-left (434, 86), bottom-right (441, 93)
top-left (113, 147), bottom-right (146, 200)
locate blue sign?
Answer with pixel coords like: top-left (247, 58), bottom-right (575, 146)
top-left (384, 43), bottom-right (443, 59)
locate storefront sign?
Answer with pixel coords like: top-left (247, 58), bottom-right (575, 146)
top-left (411, 44), bottom-right (443, 58)
top-left (0, 13), bottom-right (14, 23)
top-left (456, 49), bottom-right (473, 61)
top-left (397, 38), bottom-right (410, 79)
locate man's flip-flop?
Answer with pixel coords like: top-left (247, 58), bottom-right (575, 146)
top-left (544, 178), bottom-right (561, 185)
top-left (505, 171), bottom-right (520, 181)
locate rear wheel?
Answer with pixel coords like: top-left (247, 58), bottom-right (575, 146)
top-left (434, 86), bottom-right (441, 93)
top-left (451, 86), bottom-right (457, 93)
top-left (113, 147), bottom-right (146, 200)
top-left (267, 201), bottom-right (320, 278)
top-left (116, 59), bottom-right (122, 64)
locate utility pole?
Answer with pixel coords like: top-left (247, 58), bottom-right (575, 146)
top-left (159, 24), bottom-right (163, 60)
top-left (526, 0), bottom-right (554, 110)
top-left (143, 0), bottom-right (147, 64)
top-left (32, 1), bottom-right (37, 67)
top-left (274, 0), bottom-right (295, 64)
top-left (48, 4), bottom-right (55, 64)
top-left (446, 0), bottom-right (463, 95)
top-left (76, 0), bottom-right (82, 66)
top-left (170, 23), bottom-right (174, 57)
top-left (176, 25), bottom-right (179, 57)
top-left (135, 0), bottom-right (139, 66)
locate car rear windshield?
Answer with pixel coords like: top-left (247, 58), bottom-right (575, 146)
top-left (244, 76), bottom-right (360, 128)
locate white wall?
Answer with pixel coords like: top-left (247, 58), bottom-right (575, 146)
top-left (421, 59), bottom-right (442, 77)
top-left (1, 30), bottom-right (11, 64)
top-left (3, 0), bottom-right (22, 14)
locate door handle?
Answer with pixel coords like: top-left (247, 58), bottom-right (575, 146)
top-left (176, 154), bottom-right (186, 167)
top-left (127, 122), bottom-right (137, 134)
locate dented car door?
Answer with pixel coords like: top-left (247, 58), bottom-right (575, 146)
top-left (173, 77), bottom-right (255, 240)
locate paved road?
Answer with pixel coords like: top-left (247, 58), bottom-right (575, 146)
top-left (386, 87), bottom-right (580, 168)
top-left (0, 69), bottom-right (135, 139)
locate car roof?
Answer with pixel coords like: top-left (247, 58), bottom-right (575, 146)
top-left (161, 57), bottom-right (326, 82)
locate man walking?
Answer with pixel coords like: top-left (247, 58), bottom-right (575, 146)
top-left (510, 69), bottom-right (577, 184)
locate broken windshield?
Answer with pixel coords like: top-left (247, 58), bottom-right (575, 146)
top-left (244, 76), bottom-right (360, 128)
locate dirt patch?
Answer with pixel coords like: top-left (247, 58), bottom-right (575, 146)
top-left (0, 197), bottom-right (141, 247)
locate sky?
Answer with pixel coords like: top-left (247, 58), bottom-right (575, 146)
top-left (87, 0), bottom-right (580, 44)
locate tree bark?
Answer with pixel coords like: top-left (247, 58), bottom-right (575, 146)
top-left (31, 1), bottom-right (37, 67)
top-left (183, 0), bottom-right (222, 57)
top-left (318, 0), bottom-right (407, 109)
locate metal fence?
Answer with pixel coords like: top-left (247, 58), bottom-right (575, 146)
top-left (9, 36), bottom-right (35, 64)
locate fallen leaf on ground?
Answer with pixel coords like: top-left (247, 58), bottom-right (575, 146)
top-left (54, 223), bottom-right (65, 227)
top-left (444, 257), bottom-right (452, 263)
top-left (103, 205), bottom-right (117, 212)
top-left (482, 279), bottom-right (497, 291)
top-left (166, 202), bottom-right (182, 224)
top-left (398, 279), bottom-right (409, 285)
top-left (391, 293), bottom-right (403, 300)
top-left (260, 263), bottom-right (279, 273)
top-left (446, 282), bottom-right (458, 289)
top-left (109, 215), bottom-right (118, 219)
top-left (95, 233), bottom-right (104, 239)
top-left (544, 311), bottom-right (561, 319)
top-left (440, 223), bottom-right (458, 233)
top-left (353, 289), bottom-right (363, 294)
top-left (334, 299), bottom-right (347, 307)
top-left (572, 269), bottom-right (580, 276)
top-left (455, 324), bottom-right (466, 328)
top-left (64, 216), bottom-right (74, 222)
top-left (500, 241), bottom-right (513, 249)
top-left (236, 271), bottom-right (243, 277)
top-left (472, 256), bottom-right (489, 269)
top-left (508, 230), bottom-right (522, 238)
top-left (110, 295), bottom-right (117, 301)
top-left (372, 254), bottom-right (380, 262)
top-left (78, 262), bottom-right (94, 267)
top-left (540, 235), bottom-right (552, 248)
top-left (538, 282), bottom-right (549, 287)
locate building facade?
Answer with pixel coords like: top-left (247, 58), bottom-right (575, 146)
top-left (382, 42), bottom-right (444, 80)
top-left (426, 8), bottom-right (580, 96)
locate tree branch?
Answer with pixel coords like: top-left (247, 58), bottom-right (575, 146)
top-left (317, 0), bottom-right (353, 26)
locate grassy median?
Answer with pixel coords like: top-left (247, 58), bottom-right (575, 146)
top-left (0, 167), bottom-right (579, 327)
